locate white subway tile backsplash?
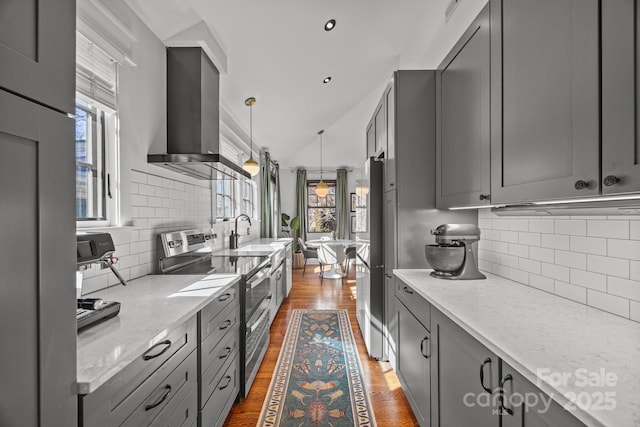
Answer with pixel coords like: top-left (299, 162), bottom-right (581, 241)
top-left (147, 174), bottom-right (162, 186)
top-left (519, 232), bottom-right (541, 247)
top-left (541, 234), bottom-right (570, 250)
top-left (607, 239), bottom-right (640, 261)
top-left (587, 290), bottom-right (630, 317)
top-left (541, 263), bottom-right (570, 282)
top-left (554, 281), bottom-right (587, 304)
top-left (586, 254), bottom-right (629, 279)
top-left (570, 269), bottom-right (606, 292)
top-left (631, 301), bottom-right (640, 322)
top-left (130, 170), bottom-right (147, 183)
top-left (554, 220), bottom-right (587, 236)
top-left (555, 250), bottom-right (587, 270)
top-left (529, 274), bottom-right (555, 293)
top-left (138, 183), bottom-right (155, 196)
top-left (607, 277), bottom-right (640, 302)
top-left (478, 212), bottom-right (640, 322)
top-left (529, 220), bottom-right (554, 233)
top-left (569, 236), bottom-right (607, 256)
top-left (587, 220), bottom-right (629, 239)
top-left (529, 246), bottom-right (555, 263)
top-left (509, 243), bottom-right (529, 258)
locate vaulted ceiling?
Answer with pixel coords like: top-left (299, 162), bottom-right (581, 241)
top-left (125, 0), bottom-right (485, 170)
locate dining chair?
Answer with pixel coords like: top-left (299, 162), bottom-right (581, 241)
top-left (298, 237), bottom-right (319, 276)
top-left (344, 246), bottom-right (357, 276)
top-left (317, 243), bottom-right (346, 285)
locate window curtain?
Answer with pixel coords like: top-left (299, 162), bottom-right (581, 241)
top-left (295, 168), bottom-right (308, 250)
top-left (260, 151), bottom-right (273, 237)
top-left (275, 162), bottom-right (281, 237)
top-left (335, 168), bottom-right (349, 239)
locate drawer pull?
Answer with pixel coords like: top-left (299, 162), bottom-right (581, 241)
top-left (218, 293), bottom-right (232, 302)
top-left (219, 319), bottom-right (232, 330)
top-left (499, 374), bottom-right (514, 416)
top-left (219, 346), bottom-right (232, 360)
top-left (479, 357), bottom-right (492, 393)
top-left (403, 286), bottom-right (413, 294)
top-left (218, 375), bottom-right (232, 390)
top-left (143, 340), bottom-right (172, 361)
top-left (144, 385), bottom-right (172, 411)
top-left (420, 336), bottom-right (430, 358)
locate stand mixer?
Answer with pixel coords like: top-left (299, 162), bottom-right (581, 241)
top-left (425, 224), bottom-right (486, 280)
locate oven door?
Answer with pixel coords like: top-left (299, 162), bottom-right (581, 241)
top-left (245, 268), bottom-right (271, 320)
top-left (244, 297), bottom-right (271, 394)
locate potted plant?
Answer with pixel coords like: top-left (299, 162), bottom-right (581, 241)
top-left (282, 213), bottom-right (304, 269)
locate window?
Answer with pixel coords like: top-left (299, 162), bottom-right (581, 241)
top-left (306, 180), bottom-right (337, 233)
top-left (239, 180), bottom-right (255, 218)
top-left (217, 180), bottom-right (235, 219)
top-left (75, 32), bottom-right (118, 224)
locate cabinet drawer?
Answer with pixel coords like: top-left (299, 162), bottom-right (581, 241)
top-left (121, 350), bottom-right (197, 427)
top-left (396, 280), bottom-right (430, 330)
top-left (200, 325), bottom-right (239, 402)
top-left (200, 299), bottom-right (240, 358)
top-left (82, 316), bottom-right (197, 427)
top-left (200, 283), bottom-right (239, 342)
top-left (200, 354), bottom-right (240, 427)
top-left (157, 385), bottom-right (197, 427)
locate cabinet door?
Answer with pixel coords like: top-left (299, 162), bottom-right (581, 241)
top-left (431, 308), bottom-right (499, 427)
top-left (386, 276), bottom-right (397, 369)
top-left (0, 0), bottom-right (75, 113)
top-left (374, 100), bottom-right (386, 156)
top-left (436, 4), bottom-right (491, 209)
top-left (490, 0), bottom-right (600, 203)
top-left (602, 0), bottom-right (640, 194)
top-left (366, 120), bottom-right (375, 159)
top-left (0, 90), bottom-right (76, 426)
top-left (501, 361), bottom-right (584, 427)
top-left (397, 300), bottom-right (431, 426)
top-left (384, 83), bottom-right (396, 192)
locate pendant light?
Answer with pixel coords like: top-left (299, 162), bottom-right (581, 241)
top-left (243, 97), bottom-right (260, 176)
top-left (315, 129), bottom-right (330, 198)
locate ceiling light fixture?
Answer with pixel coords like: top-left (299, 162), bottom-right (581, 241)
top-left (323, 76), bottom-right (332, 84)
top-left (324, 19), bottom-right (336, 31)
top-left (315, 130), bottom-right (330, 197)
top-left (243, 97), bottom-right (260, 176)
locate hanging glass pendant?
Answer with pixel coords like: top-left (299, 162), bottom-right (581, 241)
top-left (243, 97), bottom-right (260, 176)
top-left (315, 179), bottom-right (329, 197)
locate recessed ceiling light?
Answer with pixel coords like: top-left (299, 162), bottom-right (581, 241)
top-left (324, 19), bottom-right (336, 31)
top-left (323, 76), bottom-right (332, 84)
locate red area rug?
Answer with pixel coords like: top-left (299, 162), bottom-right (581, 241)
top-left (257, 309), bottom-right (376, 427)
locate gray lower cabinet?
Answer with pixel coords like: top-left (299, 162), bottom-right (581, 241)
top-left (431, 307), bottom-right (500, 427)
top-left (199, 283), bottom-right (240, 427)
top-left (490, 0), bottom-right (600, 204)
top-left (0, 89), bottom-right (76, 427)
top-left (396, 298), bottom-right (431, 426)
top-left (0, 0), bottom-right (75, 113)
top-left (601, 0), bottom-right (640, 194)
top-left (81, 316), bottom-right (198, 427)
top-left (436, 3), bottom-right (491, 209)
top-left (500, 361), bottom-right (583, 427)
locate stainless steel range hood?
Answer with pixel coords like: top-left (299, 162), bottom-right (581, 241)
top-left (148, 47), bottom-right (250, 180)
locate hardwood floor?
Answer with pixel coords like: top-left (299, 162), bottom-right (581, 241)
top-left (224, 265), bottom-right (419, 427)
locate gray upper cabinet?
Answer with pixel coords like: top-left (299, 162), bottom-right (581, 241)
top-left (366, 120), bottom-right (375, 159)
top-left (601, 0), bottom-right (640, 194)
top-left (490, 0), bottom-right (600, 204)
top-left (0, 89), bottom-right (76, 427)
top-left (436, 4), bottom-right (491, 209)
top-left (374, 100), bottom-right (386, 156)
top-left (0, 0), bottom-right (75, 113)
top-left (384, 84), bottom-right (396, 192)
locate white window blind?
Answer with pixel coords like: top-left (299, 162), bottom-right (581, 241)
top-left (76, 32), bottom-right (117, 110)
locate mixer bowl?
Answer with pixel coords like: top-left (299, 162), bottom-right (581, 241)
top-left (425, 245), bottom-right (465, 273)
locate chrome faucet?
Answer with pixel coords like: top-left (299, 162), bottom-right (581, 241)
top-left (230, 214), bottom-right (252, 249)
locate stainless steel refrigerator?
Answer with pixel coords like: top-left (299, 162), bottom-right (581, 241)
top-left (356, 157), bottom-right (385, 359)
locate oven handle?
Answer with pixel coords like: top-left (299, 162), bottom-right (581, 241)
top-left (247, 302), bottom-right (271, 334)
top-left (247, 267), bottom-right (271, 289)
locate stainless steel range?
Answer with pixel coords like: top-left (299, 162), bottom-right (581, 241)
top-left (157, 229), bottom-right (272, 397)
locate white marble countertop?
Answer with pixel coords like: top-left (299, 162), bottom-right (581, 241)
top-left (214, 237), bottom-right (292, 256)
top-left (393, 269), bottom-right (640, 427)
top-left (76, 273), bottom-right (241, 394)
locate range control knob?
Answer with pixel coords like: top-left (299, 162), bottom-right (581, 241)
top-left (574, 180), bottom-right (590, 190)
top-left (479, 194), bottom-right (491, 201)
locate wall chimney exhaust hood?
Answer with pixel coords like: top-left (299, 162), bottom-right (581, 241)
top-left (148, 47), bottom-right (250, 180)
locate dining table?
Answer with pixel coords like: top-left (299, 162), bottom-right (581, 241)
top-left (305, 239), bottom-right (357, 279)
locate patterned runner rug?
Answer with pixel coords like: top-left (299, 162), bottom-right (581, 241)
top-left (257, 309), bottom-right (377, 427)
